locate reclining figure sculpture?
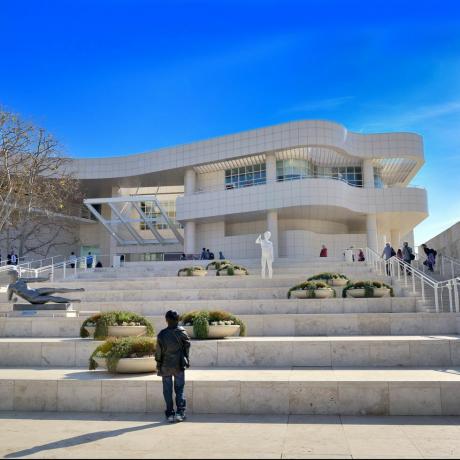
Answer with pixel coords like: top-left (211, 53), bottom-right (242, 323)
top-left (7, 269), bottom-right (84, 304)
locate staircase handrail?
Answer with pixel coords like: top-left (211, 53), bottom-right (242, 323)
top-left (440, 255), bottom-right (460, 279)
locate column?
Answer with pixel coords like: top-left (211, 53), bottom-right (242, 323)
top-left (184, 221), bottom-right (196, 255)
top-left (267, 210), bottom-right (279, 258)
top-left (366, 213), bottom-right (378, 253)
top-left (362, 159), bottom-right (374, 188)
top-left (184, 168), bottom-right (196, 195)
top-left (266, 153), bottom-right (277, 184)
top-left (390, 229), bottom-right (401, 249)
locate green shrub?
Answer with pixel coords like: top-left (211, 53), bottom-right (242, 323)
top-left (80, 311), bottom-right (155, 340)
top-left (206, 260), bottom-right (231, 270)
top-left (287, 281), bottom-right (336, 298)
top-left (307, 272), bottom-right (349, 281)
top-left (216, 264), bottom-right (249, 276)
top-left (177, 266), bottom-right (207, 276)
top-left (342, 281), bottom-right (394, 298)
top-left (89, 336), bottom-right (157, 373)
top-left (180, 310), bottom-right (246, 339)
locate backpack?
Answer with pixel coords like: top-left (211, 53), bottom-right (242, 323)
top-left (390, 248), bottom-right (396, 257)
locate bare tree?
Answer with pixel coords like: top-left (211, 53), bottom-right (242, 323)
top-left (0, 107), bottom-right (82, 258)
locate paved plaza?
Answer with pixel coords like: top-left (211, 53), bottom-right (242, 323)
top-left (2, 412), bottom-right (460, 459)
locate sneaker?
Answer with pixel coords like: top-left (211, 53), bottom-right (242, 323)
top-left (175, 413), bottom-right (186, 423)
top-left (167, 415), bottom-right (175, 423)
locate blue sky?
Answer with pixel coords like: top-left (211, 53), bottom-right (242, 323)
top-left (2, 0), bottom-right (460, 245)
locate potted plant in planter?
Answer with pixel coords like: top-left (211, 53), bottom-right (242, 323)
top-left (80, 311), bottom-right (155, 340)
top-left (342, 281), bottom-right (394, 298)
top-left (177, 266), bottom-right (208, 277)
top-left (287, 281), bottom-right (336, 299)
top-left (180, 310), bottom-right (246, 339)
top-left (89, 336), bottom-right (157, 373)
top-left (216, 264), bottom-right (249, 276)
top-left (307, 272), bottom-right (349, 286)
top-left (206, 260), bottom-right (231, 270)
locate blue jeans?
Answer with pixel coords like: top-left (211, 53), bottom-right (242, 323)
top-left (162, 371), bottom-right (186, 417)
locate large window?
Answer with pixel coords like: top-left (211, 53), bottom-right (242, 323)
top-left (276, 160), bottom-right (363, 187)
top-left (140, 200), bottom-right (182, 230)
top-left (276, 159), bottom-right (315, 181)
top-left (225, 163), bottom-right (266, 189)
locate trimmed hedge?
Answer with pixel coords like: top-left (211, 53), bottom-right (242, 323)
top-left (342, 280), bottom-right (394, 298)
top-left (180, 310), bottom-right (246, 339)
top-left (287, 281), bottom-right (336, 299)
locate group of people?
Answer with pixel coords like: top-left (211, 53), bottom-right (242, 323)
top-left (320, 245), bottom-right (366, 262)
top-left (199, 248), bottom-right (225, 260)
top-left (0, 252), bottom-right (19, 266)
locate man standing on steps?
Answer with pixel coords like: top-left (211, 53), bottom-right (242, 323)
top-left (155, 310), bottom-right (191, 423)
top-left (381, 242), bottom-right (395, 276)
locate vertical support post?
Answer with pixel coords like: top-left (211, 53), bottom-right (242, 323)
top-left (267, 209), bottom-right (279, 258)
top-left (412, 269), bottom-right (416, 294)
top-left (448, 283), bottom-right (454, 313)
top-left (452, 261), bottom-right (455, 279)
top-left (63, 262), bottom-right (66, 280)
top-left (434, 287), bottom-right (439, 313)
top-left (366, 214), bottom-right (378, 253)
top-left (454, 279), bottom-right (460, 313)
top-left (51, 263), bottom-right (54, 281)
top-left (421, 278), bottom-right (425, 302)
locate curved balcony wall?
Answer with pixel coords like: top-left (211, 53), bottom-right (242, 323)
top-left (176, 177), bottom-right (428, 222)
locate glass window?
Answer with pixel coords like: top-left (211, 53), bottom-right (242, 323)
top-left (224, 163), bottom-right (266, 189)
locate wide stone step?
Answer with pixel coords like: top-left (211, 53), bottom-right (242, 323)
top-left (0, 297), bottom-right (417, 316)
top-left (1, 367), bottom-right (460, 415)
top-left (0, 312), bottom-right (457, 338)
top-left (1, 336), bottom-right (460, 368)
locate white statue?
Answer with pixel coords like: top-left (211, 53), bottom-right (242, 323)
top-left (256, 231), bottom-right (274, 279)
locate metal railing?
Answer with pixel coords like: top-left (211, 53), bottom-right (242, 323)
top-left (440, 255), bottom-right (460, 279)
top-left (364, 247), bottom-right (460, 313)
top-left (192, 176), bottom-right (425, 195)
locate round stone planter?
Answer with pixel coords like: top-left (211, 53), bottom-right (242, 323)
top-left (178, 270), bottom-right (207, 277)
top-left (329, 278), bottom-right (348, 287)
top-left (183, 324), bottom-right (240, 339)
top-left (94, 356), bottom-right (156, 374)
top-left (217, 269), bottom-right (247, 276)
top-left (313, 288), bottom-right (335, 299)
top-left (346, 288), bottom-right (390, 298)
top-left (290, 288), bottom-right (334, 299)
top-left (85, 325), bottom-right (148, 338)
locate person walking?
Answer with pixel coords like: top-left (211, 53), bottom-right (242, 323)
top-left (421, 244), bottom-right (436, 272)
top-left (155, 310), bottom-right (191, 423)
top-left (381, 242), bottom-right (395, 276)
top-left (69, 252), bottom-right (77, 269)
top-left (358, 249), bottom-right (366, 262)
top-left (401, 241), bottom-right (414, 275)
top-left (200, 248), bottom-right (207, 260)
top-left (219, 251), bottom-right (225, 260)
top-left (86, 252), bottom-right (94, 269)
top-left (11, 252), bottom-right (18, 265)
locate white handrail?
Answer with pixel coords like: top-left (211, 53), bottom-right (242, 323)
top-left (440, 255), bottom-right (460, 279)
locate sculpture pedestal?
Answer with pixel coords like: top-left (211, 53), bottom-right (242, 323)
top-left (11, 303), bottom-right (77, 318)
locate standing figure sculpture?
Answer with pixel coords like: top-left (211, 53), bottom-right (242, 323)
top-left (7, 269), bottom-right (84, 304)
top-left (256, 231), bottom-right (274, 279)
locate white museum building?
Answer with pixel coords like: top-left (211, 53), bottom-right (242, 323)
top-left (73, 120), bottom-right (428, 262)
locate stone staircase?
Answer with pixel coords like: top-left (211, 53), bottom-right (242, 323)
top-left (1, 258), bottom-right (460, 415)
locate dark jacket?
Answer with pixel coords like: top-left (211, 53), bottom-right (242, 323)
top-left (155, 325), bottom-right (191, 376)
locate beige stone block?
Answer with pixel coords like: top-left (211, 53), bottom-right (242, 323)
top-left (409, 341), bottom-right (452, 366)
top-left (146, 380), bottom-right (193, 413)
top-left (76, 340), bottom-right (101, 368)
top-left (14, 380), bottom-right (58, 411)
top-left (4, 319), bottom-right (32, 337)
top-left (338, 382), bottom-right (389, 415)
top-left (6, 342), bottom-right (42, 367)
top-left (254, 341), bottom-right (292, 367)
top-left (57, 380), bottom-right (102, 412)
top-left (389, 382), bottom-right (442, 415)
top-left (331, 341), bottom-right (370, 366)
top-left (450, 341), bottom-right (460, 366)
top-left (294, 316), bottom-right (328, 336)
top-left (42, 342), bottom-right (76, 367)
top-left (244, 316), bottom-right (264, 336)
top-left (390, 315), bottom-right (424, 335)
top-left (190, 341), bottom-right (218, 367)
top-left (441, 382), bottom-right (460, 415)
top-left (193, 381), bottom-right (241, 414)
top-left (101, 381), bottom-right (147, 413)
top-left (241, 381), bottom-right (289, 414)
top-left (369, 341), bottom-right (411, 367)
top-left (327, 316), bottom-right (360, 336)
top-left (292, 342), bottom-right (331, 367)
top-left (289, 382), bottom-right (338, 415)
top-left (0, 380), bottom-right (14, 410)
top-left (217, 340), bottom-right (255, 367)
top-left (262, 316), bottom-right (294, 336)
top-left (357, 315), bottom-right (390, 335)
